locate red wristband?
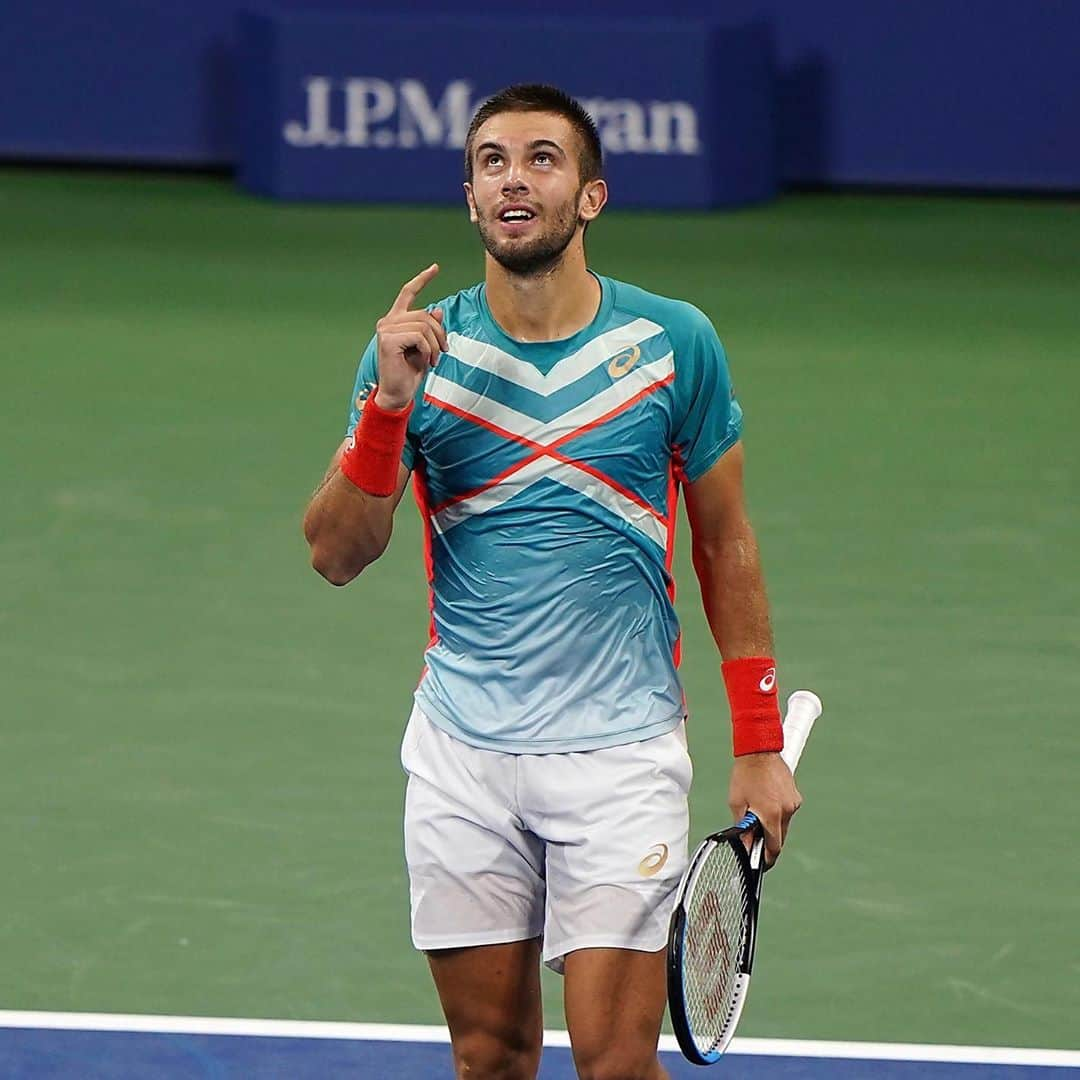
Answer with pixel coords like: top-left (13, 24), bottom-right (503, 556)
top-left (339, 391), bottom-right (413, 497)
top-left (722, 656), bottom-right (784, 757)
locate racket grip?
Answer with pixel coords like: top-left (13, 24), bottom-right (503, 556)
top-left (780, 690), bottom-right (822, 774)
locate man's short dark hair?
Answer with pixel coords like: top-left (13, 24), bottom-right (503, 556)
top-left (464, 84), bottom-right (603, 184)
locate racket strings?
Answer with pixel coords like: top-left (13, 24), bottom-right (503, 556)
top-left (681, 843), bottom-right (750, 1052)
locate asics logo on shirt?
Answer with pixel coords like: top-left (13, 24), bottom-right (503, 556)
top-left (758, 668), bottom-right (776, 693)
top-left (607, 344), bottom-right (641, 378)
top-left (355, 381), bottom-right (376, 409)
top-left (638, 843), bottom-right (669, 876)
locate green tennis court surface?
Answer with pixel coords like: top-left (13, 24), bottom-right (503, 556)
top-left (2, 169), bottom-right (1077, 1050)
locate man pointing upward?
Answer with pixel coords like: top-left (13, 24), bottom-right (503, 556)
top-left (303, 83), bottom-right (800, 1080)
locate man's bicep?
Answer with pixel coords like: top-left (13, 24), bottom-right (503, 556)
top-left (683, 440), bottom-right (748, 544)
top-left (670, 312), bottom-right (742, 483)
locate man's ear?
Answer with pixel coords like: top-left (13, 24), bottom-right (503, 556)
top-left (579, 178), bottom-right (608, 223)
top-left (464, 182), bottom-right (479, 224)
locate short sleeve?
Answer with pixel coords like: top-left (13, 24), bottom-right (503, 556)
top-left (344, 335), bottom-right (420, 471)
top-left (670, 310), bottom-right (743, 484)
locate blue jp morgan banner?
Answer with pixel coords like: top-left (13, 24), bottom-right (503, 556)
top-left (236, 12), bottom-right (776, 208)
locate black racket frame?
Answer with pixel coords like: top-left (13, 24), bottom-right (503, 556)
top-left (667, 822), bottom-right (766, 1065)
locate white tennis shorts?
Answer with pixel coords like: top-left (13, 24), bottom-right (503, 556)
top-left (401, 704), bottom-right (692, 973)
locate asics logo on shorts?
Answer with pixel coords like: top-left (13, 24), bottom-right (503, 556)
top-left (758, 668), bottom-right (776, 693)
top-left (638, 843), bottom-right (669, 877)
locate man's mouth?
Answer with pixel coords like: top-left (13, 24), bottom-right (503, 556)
top-left (498, 206), bottom-right (537, 224)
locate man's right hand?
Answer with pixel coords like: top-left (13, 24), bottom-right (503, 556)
top-left (375, 263), bottom-right (448, 411)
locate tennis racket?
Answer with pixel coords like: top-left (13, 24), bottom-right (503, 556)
top-left (667, 689), bottom-right (822, 1065)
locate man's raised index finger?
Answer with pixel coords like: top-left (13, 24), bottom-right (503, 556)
top-left (390, 263), bottom-right (440, 313)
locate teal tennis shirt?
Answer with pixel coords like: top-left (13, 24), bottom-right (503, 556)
top-left (347, 274), bottom-right (742, 753)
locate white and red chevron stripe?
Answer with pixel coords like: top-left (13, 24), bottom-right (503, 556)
top-left (446, 317), bottom-right (664, 397)
top-left (422, 352), bottom-right (676, 547)
top-left (424, 351), bottom-right (674, 447)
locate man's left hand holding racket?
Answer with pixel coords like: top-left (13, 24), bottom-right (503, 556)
top-left (728, 730), bottom-right (803, 867)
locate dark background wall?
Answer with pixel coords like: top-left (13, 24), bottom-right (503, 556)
top-left (4, 1), bottom-right (1079, 189)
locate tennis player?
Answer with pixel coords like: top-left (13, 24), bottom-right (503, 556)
top-left (303, 84), bottom-right (801, 1080)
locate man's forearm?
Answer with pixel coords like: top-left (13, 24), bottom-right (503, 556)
top-left (691, 518), bottom-right (774, 659)
top-left (684, 445), bottom-right (799, 852)
top-left (303, 463), bottom-right (397, 586)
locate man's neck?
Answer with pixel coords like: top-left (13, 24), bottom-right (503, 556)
top-left (484, 244), bottom-right (601, 343)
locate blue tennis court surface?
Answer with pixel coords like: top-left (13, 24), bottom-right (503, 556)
top-left (1, 1016), bottom-right (1076, 1079)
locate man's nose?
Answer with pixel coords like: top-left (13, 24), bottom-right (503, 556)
top-left (502, 163), bottom-right (529, 193)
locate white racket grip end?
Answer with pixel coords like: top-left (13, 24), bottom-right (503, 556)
top-left (780, 690), bottom-right (822, 774)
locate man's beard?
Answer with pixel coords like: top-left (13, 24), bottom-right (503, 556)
top-left (476, 196), bottom-right (581, 277)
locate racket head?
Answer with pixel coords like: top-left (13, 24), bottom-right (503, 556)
top-left (668, 689), bottom-right (822, 1064)
top-left (667, 827), bottom-right (762, 1064)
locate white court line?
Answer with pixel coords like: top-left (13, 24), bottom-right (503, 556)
top-left (0, 1012), bottom-right (1077, 1068)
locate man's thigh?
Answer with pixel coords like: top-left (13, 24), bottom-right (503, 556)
top-left (525, 723), bottom-right (692, 973)
top-left (563, 947), bottom-right (670, 1080)
top-left (429, 939), bottom-right (544, 1080)
top-left (402, 706), bottom-right (546, 951)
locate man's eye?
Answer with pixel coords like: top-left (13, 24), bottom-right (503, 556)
top-left (535, 153), bottom-right (551, 165)
top-left (486, 155), bottom-right (502, 167)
